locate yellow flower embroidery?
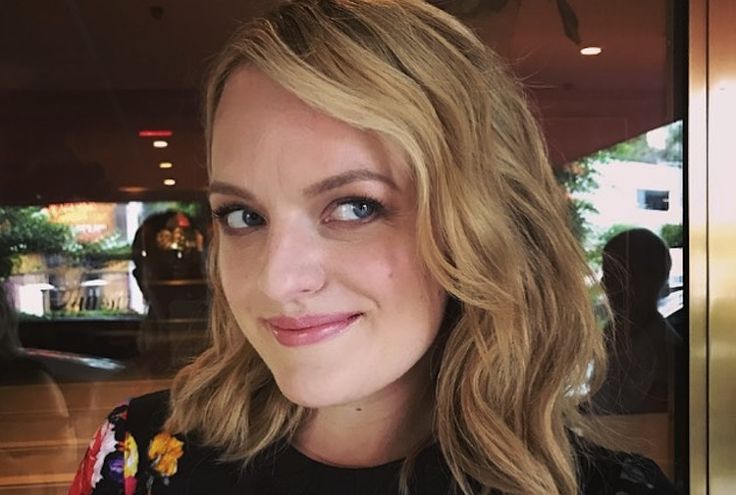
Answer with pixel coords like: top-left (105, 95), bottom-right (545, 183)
top-left (148, 432), bottom-right (184, 478)
top-left (123, 433), bottom-right (139, 477)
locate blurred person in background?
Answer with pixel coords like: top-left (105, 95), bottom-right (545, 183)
top-left (128, 210), bottom-right (208, 377)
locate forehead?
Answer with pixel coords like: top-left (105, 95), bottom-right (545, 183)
top-left (210, 68), bottom-right (410, 185)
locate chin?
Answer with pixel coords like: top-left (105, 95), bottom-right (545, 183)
top-left (272, 369), bottom-right (362, 409)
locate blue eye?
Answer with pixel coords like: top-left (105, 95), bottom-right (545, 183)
top-left (213, 206), bottom-right (265, 230)
top-left (329, 198), bottom-right (382, 222)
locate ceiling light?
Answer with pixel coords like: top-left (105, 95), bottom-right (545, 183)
top-left (138, 129), bottom-right (173, 138)
top-left (580, 46), bottom-right (602, 56)
top-left (119, 186), bottom-right (147, 193)
top-left (159, 161), bottom-right (173, 169)
top-left (163, 178), bottom-right (176, 186)
top-left (153, 140), bottom-right (168, 148)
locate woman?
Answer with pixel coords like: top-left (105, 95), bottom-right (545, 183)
top-left (70, 1), bottom-right (677, 493)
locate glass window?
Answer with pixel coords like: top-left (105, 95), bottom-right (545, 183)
top-left (4, 201), bottom-right (207, 322)
top-left (561, 122), bottom-right (685, 485)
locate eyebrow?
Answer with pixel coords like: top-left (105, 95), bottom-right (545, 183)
top-left (208, 168), bottom-right (398, 200)
top-left (303, 169), bottom-right (398, 196)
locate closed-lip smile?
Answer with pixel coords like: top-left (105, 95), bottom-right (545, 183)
top-left (264, 312), bottom-right (362, 347)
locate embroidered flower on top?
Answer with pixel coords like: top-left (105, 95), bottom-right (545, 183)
top-left (148, 432), bottom-right (184, 482)
top-left (124, 433), bottom-right (139, 493)
top-left (68, 403), bottom-right (129, 495)
top-left (68, 420), bottom-right (115, 494)
top-left (91, 420), bottom-right (119, 487)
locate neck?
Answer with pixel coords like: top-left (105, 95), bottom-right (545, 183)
top-left (292, 356), bottom-right (435, 467)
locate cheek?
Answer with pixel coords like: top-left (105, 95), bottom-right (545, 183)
top-left (334, 234), bottom-right (440, 308)
top-left (217, 238), bottom-right (260, 310)
top-left (217, 239), bottom-right (237, 289)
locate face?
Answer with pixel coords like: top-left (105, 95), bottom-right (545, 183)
top-left (209, 68), bottom-right (447, 409)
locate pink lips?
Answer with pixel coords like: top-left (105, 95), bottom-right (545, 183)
top-left (264, 312), bottom-right (362, 347)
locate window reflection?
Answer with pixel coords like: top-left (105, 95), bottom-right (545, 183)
top-left (3, 203), bottom-right (203, 316)
top-left (1, 201), bottom-right (210, 381)
top-left (561, 122), bottom-right (686, 485)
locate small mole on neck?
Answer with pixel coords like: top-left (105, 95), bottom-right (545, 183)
top-left (355, 408), bottom-right (362, 412)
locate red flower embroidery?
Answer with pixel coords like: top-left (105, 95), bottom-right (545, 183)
top-left (68, 421), bottom-right (109, 494)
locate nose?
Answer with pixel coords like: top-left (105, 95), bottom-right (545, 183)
top-left (257, 219), bottom-right (326, 303)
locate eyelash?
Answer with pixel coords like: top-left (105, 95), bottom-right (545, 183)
top-left (211, 195), bottom-right (387, 233)
top-left (211, 203), bottom-right (264, 231)
top-left (327, 195), bottom-right (386, 223)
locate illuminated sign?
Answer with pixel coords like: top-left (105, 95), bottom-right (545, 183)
top-left (45, 202), bottom-right (117, 243)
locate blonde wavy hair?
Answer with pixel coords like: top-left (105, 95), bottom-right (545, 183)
top-left (166, 1), bottom-right (608, 493)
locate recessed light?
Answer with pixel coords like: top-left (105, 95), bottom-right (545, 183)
top-left (159, 161), bottom-right (173, 169)
top-left (153, 140), bottom-right (168, 148)
top-left (163, 178), bottom-right (176, 186)
top-left (580, 46), bottom-right (602, 56)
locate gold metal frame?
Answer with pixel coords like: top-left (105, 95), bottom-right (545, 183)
top-left (707, 0), bottom-right (736, 492)
top-left (688, 0), bottom-right (707, 492)
top-left (690, 0), bottom-right (736, 492)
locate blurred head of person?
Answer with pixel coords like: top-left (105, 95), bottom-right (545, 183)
top-left (602, 228), bottom-right (672, 318)
top-left (131, 210), bottom-right (206, 320)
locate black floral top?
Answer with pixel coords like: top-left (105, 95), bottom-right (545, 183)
top-left (69, 391), bottom-right (678, 495)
